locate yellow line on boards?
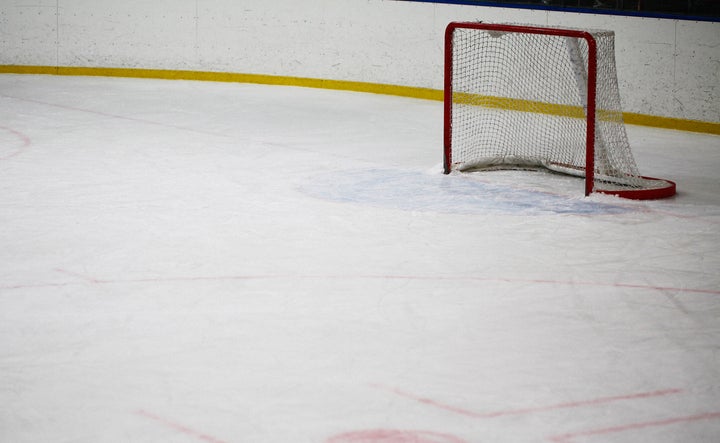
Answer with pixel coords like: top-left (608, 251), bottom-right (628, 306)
top-left (0, 65), bottom-right (442, 101)
top-left (623, 112), bottom-right (720, 135)
top-left (1, 64), bottom-right (717, 135)
top-left (452, 92), bottom-right (587, 119)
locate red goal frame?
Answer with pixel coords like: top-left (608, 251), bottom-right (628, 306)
top-left (443, 22), bottom-right (676, 200)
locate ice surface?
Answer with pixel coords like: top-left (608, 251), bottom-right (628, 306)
top-left (1, 74), bottom-right (719, 443)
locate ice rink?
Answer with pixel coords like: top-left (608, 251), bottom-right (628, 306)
top-left (1, 74), bottom-right (719, 442)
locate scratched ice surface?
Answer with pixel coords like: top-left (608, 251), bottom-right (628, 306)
top-left (1, 74), bottom-right (719, 443)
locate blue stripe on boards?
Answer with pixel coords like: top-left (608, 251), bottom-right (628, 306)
top-left (394, 0), bottom-right (720, 23)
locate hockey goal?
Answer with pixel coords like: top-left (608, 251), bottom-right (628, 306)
top-left (443, 22), bottom-right (676, 200)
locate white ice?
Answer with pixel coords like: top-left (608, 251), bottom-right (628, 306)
top-left (1, 74), bottom-right (719, 443)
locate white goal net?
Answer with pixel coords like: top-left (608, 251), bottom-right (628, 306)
top-left (443, 23), bottom-right (675, 200)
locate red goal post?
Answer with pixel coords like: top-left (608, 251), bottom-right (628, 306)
top-left (443, 22), bottom-right (676, 200)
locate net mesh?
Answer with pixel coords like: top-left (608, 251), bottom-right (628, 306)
top-left (448, 25), bottom-right (665, 192)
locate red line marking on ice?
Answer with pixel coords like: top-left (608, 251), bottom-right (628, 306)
top-left (371, 275), bottom-right (720, 296)
top-left (0, 282), bottom-right (73, 290)
top-left (135, 410), bottom-right (228, 443)
top-left (548, 411), bottom-right (720, 442)
top-left (0, 125), bottom-right (31, 160)
top-left (1, 272), bottom-right (718, 296)
top-left (3, 94), bottom-right (228, 137)
top-left (372, 384), bottom-right (683, 419)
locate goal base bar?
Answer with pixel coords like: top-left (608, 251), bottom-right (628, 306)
top-left (593, 177), bottom-right (676, 200)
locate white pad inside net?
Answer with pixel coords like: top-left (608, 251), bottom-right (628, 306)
top-left (448, 24), bottom-right (670, 194)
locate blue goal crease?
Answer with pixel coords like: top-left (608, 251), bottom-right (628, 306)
top-left (300, 168), bottom-right (634, 215)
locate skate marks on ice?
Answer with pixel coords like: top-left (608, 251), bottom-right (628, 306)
top-left (4, 267), bottom-right (719, 296)
top-left (300, 168), bottom-right (635, 216)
